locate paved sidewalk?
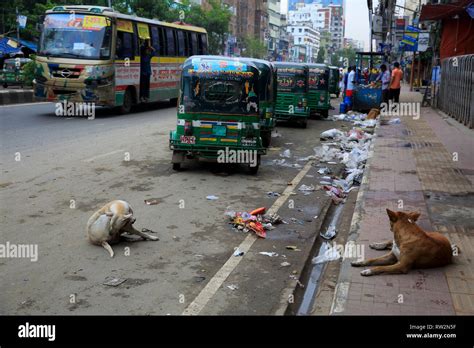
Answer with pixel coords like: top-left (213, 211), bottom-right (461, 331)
top-left (331, 87), bottom-right (474, 315)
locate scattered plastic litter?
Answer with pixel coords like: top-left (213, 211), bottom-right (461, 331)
top-left (320, 225), bottom-right (337, 240)
top-left (266, 191), bottom-right (281, 197)
top-left (226, 208), bottom-right (284, 238)
top-left (193, 276), bottom-right (206, 283)
top-left (103, 277), bottom-right (127, 287)
top-left (312, 242), bottom-right (341, 264)
top-left (320, 128), bottom-right (344, 140)
top-left (259, 252), bottom-right (278, 257)
top-left (388, 118), bottom-right (401, 124)
top-left (298, 184), bottom-right (316, 193)
top-left (227, 284), bottom-right (239, 291)
top-left (144, 199), bottom-right (160, 205)
top-left (272, 131), bottom-right (282, 138)
top-left (318, 167), bottom-right (331, 175)
top-left (280, 149), bottom-right (291, 158)
top-left (233, 248), bottom-right (244, 257)
top-left (280, 262), bottom-right (291, 267)
top-left (206, 195), bottom-right (219, 200)
top-left (286, 245), bottom-right (301, 251)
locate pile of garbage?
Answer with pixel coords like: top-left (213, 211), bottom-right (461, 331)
top-left (311, 112), bottom-right (378, 204)
top-left (225, 207), bottom-right (284, 238)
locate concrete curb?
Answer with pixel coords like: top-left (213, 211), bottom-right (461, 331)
top-left (0, 89), bottom-right (35, 105)
top-left (328, 121), bottom-right (380, 315)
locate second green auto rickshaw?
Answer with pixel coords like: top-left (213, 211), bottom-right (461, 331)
top-left (274, 62), bottom-right (310, 128)
top-left (307, 63), bottom-right (331, 118)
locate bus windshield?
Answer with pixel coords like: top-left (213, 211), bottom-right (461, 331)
top-left (182, 73), bottom-right (260, 115)
top-left (39, 13), bottom-right (112, 60)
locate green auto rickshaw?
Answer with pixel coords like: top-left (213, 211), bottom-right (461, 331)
top-left (307, 63), bottom-right (330, 118)
top-left (0, 58), bottom-right (32, 88)
top-left (169, 56), bottom-right (266, 174)
top-left (328, 66), bottom-right (340, 98)
top-left (274, 62), bottom-right (310, 128)
top-left (239, 58), bottom-right (277, 148)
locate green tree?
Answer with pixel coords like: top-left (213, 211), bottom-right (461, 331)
top-left (333, 46), bottom-right (357, 68)
top-left (316, 46), bottom-right (325, 63)
top-left (241, 36), bottom-right (267, 59)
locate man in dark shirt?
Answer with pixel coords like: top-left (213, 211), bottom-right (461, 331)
top-left (140, 39), bottom-right (155, 102)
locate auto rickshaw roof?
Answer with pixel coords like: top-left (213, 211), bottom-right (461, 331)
top-left (184, 55), bottom-right (259, 73)
top-left (273, 62), bottom-right (308, 69)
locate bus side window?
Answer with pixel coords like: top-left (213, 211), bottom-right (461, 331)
top-left (158, 27), bottom-right (165, 56)
top-left (165, 28), bottom-right (176, 56)
top-left (132, 24), bottom-right (139, 58)
top-left (151, 26), bottom-right (160, 56)
top-left (117, 31), bottom-right (133, 59)
top-left (198, 34), bottom-right (207, 55)
top-left (177, 30), bottom-right (186, 57)
top-left (190, 33), bottom-right (198, 56)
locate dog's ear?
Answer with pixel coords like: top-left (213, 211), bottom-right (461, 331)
top-left (407, 212), bottom-right (421, 221)
top-left (386, 209), bottom-right (398, 222)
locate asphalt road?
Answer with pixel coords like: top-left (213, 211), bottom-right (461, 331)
top-left (0, 101), bottom-right (346, 315)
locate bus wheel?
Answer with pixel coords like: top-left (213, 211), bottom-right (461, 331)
top-left (249, 155), bottom-right (261, 175)
top-left (170, 98), bottom-right (178, 106)
top-left (172, 163), bottom-right (181, 171)
top-left (3, 84), bottom-right (8, 88)
top-left (261, 131), bottom-right (271, 148)
top-left (118, 88), bottom-right (133, 114)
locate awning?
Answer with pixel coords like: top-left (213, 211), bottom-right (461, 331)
top-left (0, 37), bottom-right (37, 57)
top-left (419, 0), bottom-right (472, 21)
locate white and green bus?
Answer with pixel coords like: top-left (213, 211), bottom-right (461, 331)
top-left (34, 5), bottom-right (208, 113)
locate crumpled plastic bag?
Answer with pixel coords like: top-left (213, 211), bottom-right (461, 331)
top-left (280, 149), bottom-right (291, 158)
top-left (313, 145), bottom-right (340, 162)
top-left (312, 242), bottom-right (341, 264)
top-left (320, 128), bottom-right (344, 140)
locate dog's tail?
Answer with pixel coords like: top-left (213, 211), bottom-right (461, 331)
top-left (101, 241), bottom-right (114, 258)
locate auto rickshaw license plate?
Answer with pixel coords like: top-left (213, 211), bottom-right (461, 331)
top-left (212, 125), bottom-right (227, 136)
top-left (180, 135), bottom-right (196, 144)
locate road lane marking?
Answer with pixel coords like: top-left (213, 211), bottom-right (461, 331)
top-left (82, 149), bottom-right (125, 163)
top-left (182, 160), bottom-right (315, 315)
top-left (0, 102), bottom-right (52, 108)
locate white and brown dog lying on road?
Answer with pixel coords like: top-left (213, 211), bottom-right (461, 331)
top-left (351, 209), bottom-right (455, 276)
top-left (87, 200), bottom-right (158, 257)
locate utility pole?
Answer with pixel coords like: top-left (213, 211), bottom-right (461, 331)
top-left (16, 7), bottom-right (20, 42)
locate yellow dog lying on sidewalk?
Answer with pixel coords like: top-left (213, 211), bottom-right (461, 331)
top-left (351, 209), bottom-right (455, 276)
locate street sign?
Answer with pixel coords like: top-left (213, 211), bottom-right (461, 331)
top-left (17, 15), bottom-right (27, 29)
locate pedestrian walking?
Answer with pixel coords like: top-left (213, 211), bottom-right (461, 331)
top-left (389, 62), bottom-right (403, 103)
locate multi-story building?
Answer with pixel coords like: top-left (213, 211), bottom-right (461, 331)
top-left (343, 38), bottom-right (364, 51)
top-left (267, 0), bottom-right (282, 59)
top-left (288, 24), bottom-right (320, 62)
top-left (329, 3), bottom-right (344, 50)
top-left (279, 14), bottom-right (290, 61)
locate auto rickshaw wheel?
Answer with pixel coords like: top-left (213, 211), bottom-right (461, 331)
top-left (3, 84), bottom-right (8, 88)
top-left (172, 163), bottom-right (181, 171)
top-left (320, 110), bottom-right (329, 118)
top-left (261, 131), bottom-right (271, 148)
top-left (300, 118), bottom-right (308, 128)
top-left (249, 154), bottom-right (261, 175)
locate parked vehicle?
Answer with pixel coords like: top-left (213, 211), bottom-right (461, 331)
top-left (328, 65), bottom-right (340, 97)
top-left (169, 56), bottom-right (266, 174)
top-left (34, 5), bottom-right (207, 113)
top-left (274, 62), bottom-right (310, 128)
top-left (0, 58), bottom-right (32, 88)
top-left (239, 58), bottom-right (277, 147)
top-left (307, 63), bottom-right (331, 118)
